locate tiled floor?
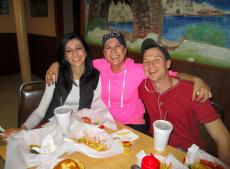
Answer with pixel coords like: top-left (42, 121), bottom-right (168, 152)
top-left (0, 74), bottom-right (41, 169)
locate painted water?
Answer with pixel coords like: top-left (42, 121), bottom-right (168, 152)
top-left (109, 22), bottom-right (133, 33)
top-left (109, 14), bottom-right (230, 48)
top-left (163, 15), bottom-right (230, 48)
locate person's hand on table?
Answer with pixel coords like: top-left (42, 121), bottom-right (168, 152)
top-left (192, 77), bottom-right (212, 102)
top-left (0, 128), bottom-right (22, 142)
top-left (45, 62), bottom-right (59, 86)
top-left (0, 125), bottom-right (27, 142)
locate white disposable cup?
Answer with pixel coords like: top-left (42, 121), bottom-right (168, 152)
top-left (54, 106), bottom-right (72, 134)
top-left (153, 120), bottom-right (173, 152)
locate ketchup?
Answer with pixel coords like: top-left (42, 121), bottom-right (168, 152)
top-left (141, 154), bottom-right (160, 169)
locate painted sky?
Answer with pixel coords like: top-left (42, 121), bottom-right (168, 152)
top-left (194, 0), bottom-right (230, 10)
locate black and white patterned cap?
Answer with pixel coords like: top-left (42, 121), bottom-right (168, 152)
top-left (102, 31), bottom-right (126, 47)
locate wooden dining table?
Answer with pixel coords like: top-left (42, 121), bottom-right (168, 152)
top-left (0, 123), bottom-right (185, 169)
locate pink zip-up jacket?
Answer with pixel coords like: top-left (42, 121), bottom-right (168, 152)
top-left (93, 58), bottom-right (145, 124)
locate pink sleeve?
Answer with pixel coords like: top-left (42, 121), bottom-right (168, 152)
top-left (93, 58), bottom-right (104, 71)
top-left (169, 70), bottom-right (177, 77)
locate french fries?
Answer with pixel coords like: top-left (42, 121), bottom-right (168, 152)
top-left (160, 162), bottom-right (172, 169)
top-left (74, 132), bottom-right (108, 152)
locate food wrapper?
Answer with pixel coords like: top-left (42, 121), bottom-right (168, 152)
top-left (66, 122), bottom-right (124, 158)
top-left (71, 106), bottom-right (117, 130)
top-left (43, 98), bottom-right (117, 131)
top-left (111, 128), bottom-right (139, 142)
top-left (5, 125), bottom-right (77, 169)
top-left (163, 154), bottom-right (188, 169)
top-left (185, 144), bottom-right (229, 169)
top-left (136, 150), bottom-right (188, 169)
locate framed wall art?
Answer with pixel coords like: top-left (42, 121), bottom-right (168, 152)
top-left (29, 0), bottom-right (48, 17)
top-left (0, 0), bottom-right (9, 15)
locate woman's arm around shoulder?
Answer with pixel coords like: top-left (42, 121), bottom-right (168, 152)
top-left (176, 72), bottom-right (212, 102)
top-left (46, 62), bottom-right (59, 85)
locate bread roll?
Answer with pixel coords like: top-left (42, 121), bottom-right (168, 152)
top-left (53, 159), bottom-right (84, 169)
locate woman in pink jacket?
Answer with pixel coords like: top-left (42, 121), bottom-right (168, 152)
top-left (46, 31), bottom-right (211, 133)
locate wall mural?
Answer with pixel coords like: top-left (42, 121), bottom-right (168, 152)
top-left (84, 0), bottom-right (230, 69)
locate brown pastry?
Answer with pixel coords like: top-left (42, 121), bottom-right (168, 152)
top-left (53, 159), bottom-right (84, 169)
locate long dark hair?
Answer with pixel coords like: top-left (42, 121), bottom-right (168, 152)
top-left (57, 32), bottom-right (93, 90)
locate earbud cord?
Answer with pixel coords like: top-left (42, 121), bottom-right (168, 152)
top-left (145, 77), bottom-right (172, 120)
